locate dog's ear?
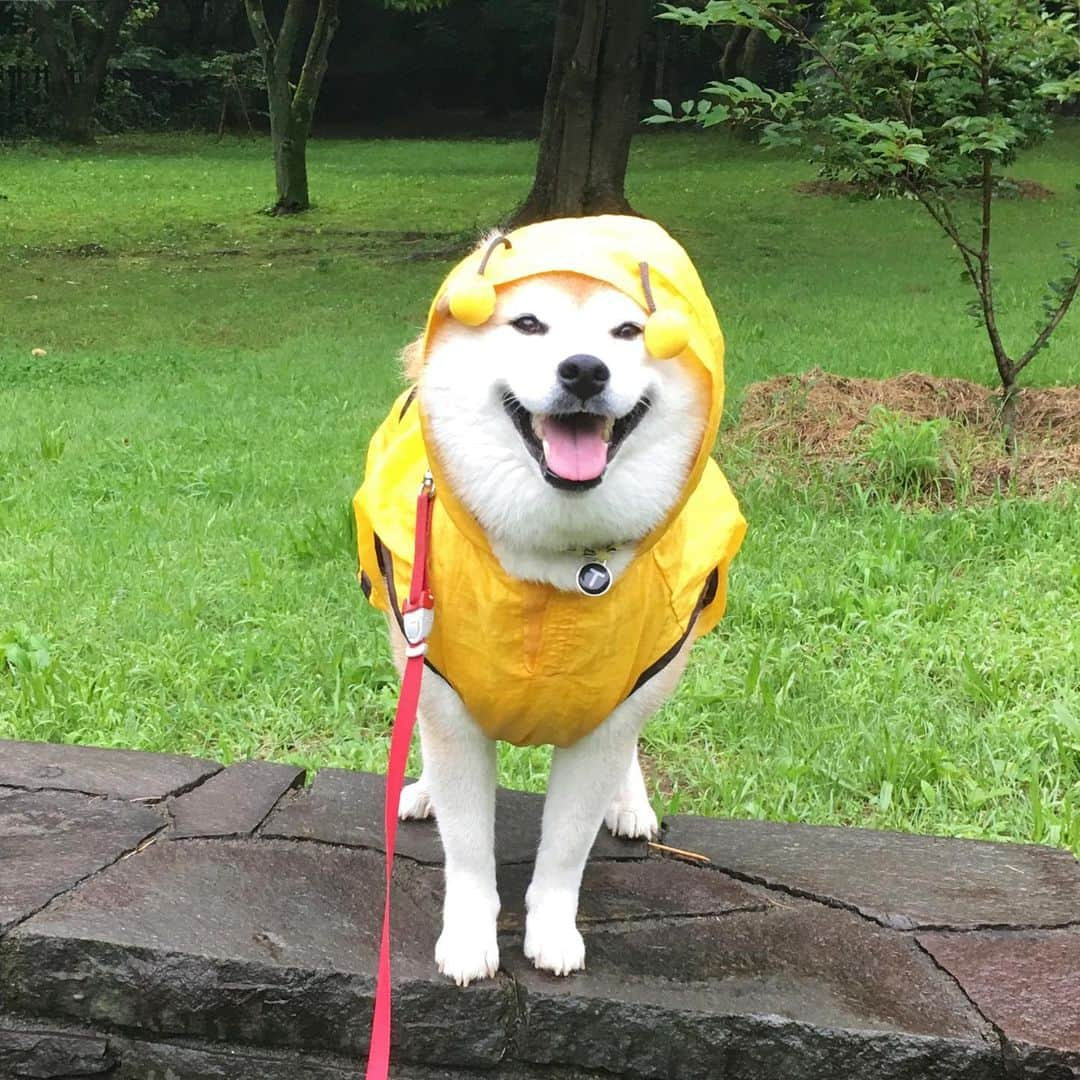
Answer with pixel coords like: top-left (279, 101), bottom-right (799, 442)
top-left (400, 335), bottom-right (425, 382)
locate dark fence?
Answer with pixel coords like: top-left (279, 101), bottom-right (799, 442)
top-left (0, 62), bottom-right (49, 136)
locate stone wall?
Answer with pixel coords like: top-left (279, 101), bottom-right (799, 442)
top-left (1, 739), bottom-right (1077, 1079)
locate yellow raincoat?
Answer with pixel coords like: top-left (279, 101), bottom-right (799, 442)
top-left (354, 216), bottom-right (746, 748)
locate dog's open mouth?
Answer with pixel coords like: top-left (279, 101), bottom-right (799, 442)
top-left (502, 392), bottom-right (651, 491)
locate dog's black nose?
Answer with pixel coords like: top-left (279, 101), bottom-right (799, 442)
top-left (558, 354), bottom-right (610, 402)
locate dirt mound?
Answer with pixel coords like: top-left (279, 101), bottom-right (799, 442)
top-left (736, 370), bottom-right (1080, 497)
top-left (999, 177), bottom-right (1056, 200)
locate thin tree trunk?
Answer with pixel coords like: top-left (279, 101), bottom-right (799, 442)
top-left (974, 30), bottom-right (1019, 455)
top-left (977, 152), bottom-right (1019, 455)
top-left (510, 0), bottom-right (652, 226)
top-left (244, 0), bottom-right (339, 214)
top-left (1000, 377), bottom-right (1019, 457)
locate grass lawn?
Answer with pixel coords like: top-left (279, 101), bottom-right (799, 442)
top-left (1, 128), bottom-right (1078, 852)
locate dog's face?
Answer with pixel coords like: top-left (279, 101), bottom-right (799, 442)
top-left (419, 272), bottom-right (708, 553)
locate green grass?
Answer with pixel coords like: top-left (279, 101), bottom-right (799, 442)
top-left (1, 128), bottom-right (1078, 852)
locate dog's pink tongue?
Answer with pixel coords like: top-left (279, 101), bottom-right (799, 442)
top-left (542, 416), bottom-right (608, 482)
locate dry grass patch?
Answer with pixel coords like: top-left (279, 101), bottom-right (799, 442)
top-left (735, 369), bottom-right (1080, 500)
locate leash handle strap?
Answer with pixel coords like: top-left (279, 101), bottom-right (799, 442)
top-left (365, 474), bottom-right (434, 1080)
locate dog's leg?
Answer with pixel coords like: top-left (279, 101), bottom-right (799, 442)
top-left (398, 770), bottom-right (433, 820)
top-left (390, 626), bottom-right (499, 985)
top-left (420, 696), bottom-right (500, 985)
top-left (524, 715), bottom-right (642, 975)
top-left (603, 746), bottom-right (659, 840)
top-left (524, 641), bottom-right (693, 975)
top-left (398, 712), bottom-right (432, 820)
top-left (388, 616), bottom-right (433, 822)
top-left (419, 699), bottom-right (500, 985)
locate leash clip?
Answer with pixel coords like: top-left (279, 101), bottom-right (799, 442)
top-left (402, 591), bottom-right (434, 657)
top-left (402, 470), bottom-right (437, 657)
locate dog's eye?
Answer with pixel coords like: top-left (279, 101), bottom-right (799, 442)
top-left (510, 314), bottom-right (548, 336)
top-left (611, 321), bottom-right (643, 340)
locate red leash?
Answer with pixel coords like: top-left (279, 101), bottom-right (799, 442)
top-left (365, 472), bottom-right (435, 1080)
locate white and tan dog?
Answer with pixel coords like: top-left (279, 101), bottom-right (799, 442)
top-left (354, 216), bottom-right (744, 986)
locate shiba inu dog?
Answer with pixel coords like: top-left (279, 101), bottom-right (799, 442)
top-left (354, 216), bottom-right (745, 985)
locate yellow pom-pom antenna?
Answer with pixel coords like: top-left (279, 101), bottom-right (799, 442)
top-left (447, 276), bottom-right (496, 326)
top-left (644, 308), bottom-right (691, 359)
top-left (639, 261), bottom-right (691, 359)
top-left (446, 234), bottom-right (512, 327)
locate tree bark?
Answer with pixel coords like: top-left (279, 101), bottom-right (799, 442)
top-left (510, 0), bottom-right (652, 226)
top-left (244, 0), bottom-right (340, 214)
top-left (720, 26), bottom-right (750, 80)
top-left (30, 0), bottom-right (132, 143)
top-left (1000, 377), bottom-right (1019, 457)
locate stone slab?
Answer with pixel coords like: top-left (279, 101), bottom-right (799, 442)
top-left (0, 1017), bottom-right (614, 1080)
top-left (168, 760), bottom-right (305, 838)
top-left (0, 740), bottom-right (220, 801)
top-left (0, 838), bottom-right (511, 1068)
top-left (262, 768), bottom-right (646, 864)
top-left (104, 1040), bottom-right (512, 1080)
top-left (919, 929), bottom-right (1080, 1055)
top-left (496, 856), bottom-right (763, 930)
top-left (0, 789), bottom-right (163, 933)
top-left (1000, 1048), bottom-right (1079, 1080)
top-left (663, 815), bottom-right (1080, 930)
top-left (507, 901), bottom-right (997, 1080)
top-left (0, 1019), bottom-right (113, 1077)
top-left (3, 740), bottom-right (1077, 1079)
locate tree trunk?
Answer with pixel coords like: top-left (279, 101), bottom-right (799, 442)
top-left (510, 0), bottom-right (652, 226)
top-left (30, 0), bottom-right (132, 144)
top-left (720, 26), bottom-right (750, 80)
top-left (653, 19), bottom-right (669, 99)
top-left (61, 90), bottom-right (96, 144)
top-left (245, 0), bottom-right (339, 215)
top-left (272, 114), bottom-right (311, 213)
top-left (31, 9), bottom-right (91, 142)
top-left (265, 63), bottom-right (299, 211)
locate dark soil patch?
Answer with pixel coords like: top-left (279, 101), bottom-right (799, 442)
top-left (794, 176), bottom-right (1055, 200)
top-left (736, 369), bottom-right (1080, 498)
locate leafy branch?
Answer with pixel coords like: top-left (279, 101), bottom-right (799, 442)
top-left (655, 0), bottom-right (1080, 452)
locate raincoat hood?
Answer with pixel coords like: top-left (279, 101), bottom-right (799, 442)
top-left (417, 215), bottom-right (726, 556)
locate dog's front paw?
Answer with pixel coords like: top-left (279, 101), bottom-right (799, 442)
top-left (524, 910), bottom-right (585, 976)
top-left (435, 914), bottom-right (500, 987)
top-left (604, 796), bottom-right (659, 840)
top-left (398, 780), bottom-right (433, 821)
top-left (524, 886), bottom-right (585, 976)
